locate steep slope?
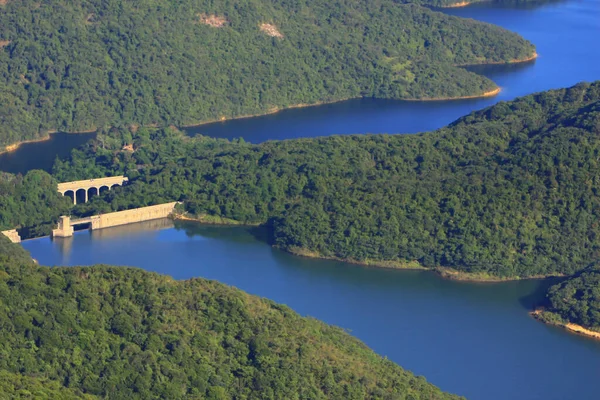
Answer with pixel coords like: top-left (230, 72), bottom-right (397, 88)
top-left (0, 0), bottom-right (535, 149)
top-left (0, 237), bottom-right (461, 399)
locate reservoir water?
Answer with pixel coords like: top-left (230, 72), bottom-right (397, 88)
top-left (22, 221), bottom-right (600, 400)
top-left (1, 0), bottom-right (599, 173)
top-left (7, 1), bottom-right (600, 399)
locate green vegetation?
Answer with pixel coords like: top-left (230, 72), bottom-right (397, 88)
top-left (0, 236), bottom-right (460, 399)
top-left (0, 170), bottom-right (72, 237)
top-left (0, 370), bottom-right (96, 400)
top-left (535, 266), bottom-right (600, 331)
top-left (50, 81), bottom-right (600, 280)
top-left (0, 0), bottom-right (535, 149)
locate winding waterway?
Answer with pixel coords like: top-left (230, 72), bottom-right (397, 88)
top-left (1, 0), bottom-right (598, 173)
top-left (22, 221), bottom-right (600, 400)
top-left (7, 1), bottom-right (600, 399)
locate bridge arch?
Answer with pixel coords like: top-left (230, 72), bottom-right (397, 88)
top-left (75, 188), bottom-right (87, 204)
top-left (63, 190), bottom-right (75, 204)
top-left (88, 187), bottom-right (99, 200)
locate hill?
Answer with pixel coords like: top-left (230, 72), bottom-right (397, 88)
top-left (0, 0), bottom-right (535, 150)
top-left (0, 237), bottom-right (460, 399)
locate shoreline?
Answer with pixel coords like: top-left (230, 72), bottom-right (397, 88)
top-left (182, 86), bottom-right (508, 130)
top-left (181, 86), bottom-right (505, 131)
top-left (287, 246), bottom-right (428, 271)
top-left (0, 128), bottom-right (97, 156)
top-left (404, 87), bottom-right (501, 102)
top-left (172, 213), bottom-right (261, 226)
top-left (286, 244), bottom-right (562, 282)
top-left (435, 267), bottom-right (564, 283)
top-left (440, 1), bottom-right (475, 8)
top-left (487, 52), bottom-right (539, 65)
top-left (181, 98), bottom-right (353, 130)
top-left (0, 136), bottom-right (51, 155)
top-left (530, 310), bottom-right (600, 341)
top-left (458, 52), bottom-right (539, 68)
top-left (174, 215), bottom-right (563, 283)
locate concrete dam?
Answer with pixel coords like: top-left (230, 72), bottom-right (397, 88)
top-left (52, 202), bottom-right (179, 238)
top-left (1, 176), bottom-right (179, 242)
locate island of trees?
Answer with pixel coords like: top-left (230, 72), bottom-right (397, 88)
top-left (0, 235), bottom-right (460, 399)
top-left (0, 0), bottom-right (536, 151)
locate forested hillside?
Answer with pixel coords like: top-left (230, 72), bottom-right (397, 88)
top-left (0, 237), bottom-right (460, 399)
top-left (0, 171), bottom-right (72, 237)
top-left (48, 81), bottom-right (600, 280)
top-left (0, 0), bottom-right (535, 149)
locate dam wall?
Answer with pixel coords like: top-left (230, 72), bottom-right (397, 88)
top-left (52, 202), bottom-right (178, 238)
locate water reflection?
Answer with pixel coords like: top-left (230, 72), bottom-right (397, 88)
top-left (91, 218), bottom-right (175, 240)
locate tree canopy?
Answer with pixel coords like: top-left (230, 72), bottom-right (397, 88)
top-left (535, 266), bottom-right (600, 331)
top-left (46, 81), bottom-right (600, 280)
top-left (0, 170), bottom-right (72, 237)
top-left (0, 0), bottom-right (534, 150)
top-left (0, 236), bottom-right (460, 399)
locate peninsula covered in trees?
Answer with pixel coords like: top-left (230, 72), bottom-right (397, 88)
top-left (0, 0), bottom-right (536, 150)
top-left (533, 266), bottom-right (600, 337)
top-left (0, 236), bottom-right (460, 399)
top-left (45, 81), bottom-right (600, 282)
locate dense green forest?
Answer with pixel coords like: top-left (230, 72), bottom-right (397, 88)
top-left (0, 370), bottom-right (96, 400)
top-left (0, 0), bottom-right (535, 149)
top-left (0, 236), bottom-right (460, 400)
top-left (535, 266), bottom-right (600, 331)
top-left (48, 82), bottom-right (600, 280)
top-left (0, 170), bottom-right (72, 237)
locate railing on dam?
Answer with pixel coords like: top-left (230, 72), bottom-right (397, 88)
top-left (52, 202), bottom-right (179, 238)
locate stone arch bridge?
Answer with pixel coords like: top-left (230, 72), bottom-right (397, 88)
top-left (57, 176), bottom-right (128, 204)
